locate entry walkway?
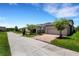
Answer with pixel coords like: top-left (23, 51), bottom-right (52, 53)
top-left (7, 32), bottom-right (79, 56)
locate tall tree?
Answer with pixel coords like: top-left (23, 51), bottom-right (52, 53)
top-left (53, 18), bottom-right (69, 38)
top-left (15, 26), bottom-right (18, 31)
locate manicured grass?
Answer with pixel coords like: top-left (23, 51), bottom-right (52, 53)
top-left (50, 32), bottom-right (79, 52)
top-left (0, 32), bottom-right (11, 56)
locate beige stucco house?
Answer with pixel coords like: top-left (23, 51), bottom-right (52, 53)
top-left (36, 20), bottom-right (74, 36)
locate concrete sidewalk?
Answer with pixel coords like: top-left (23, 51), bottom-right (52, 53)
top-left (7, 32), bottom-right (79, 56)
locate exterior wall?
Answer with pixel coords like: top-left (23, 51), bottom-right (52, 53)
top-left (67, 26), bottom-right (71, 35)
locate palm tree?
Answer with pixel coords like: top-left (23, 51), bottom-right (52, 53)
top-left (53, 18), bottom-right (69, 38)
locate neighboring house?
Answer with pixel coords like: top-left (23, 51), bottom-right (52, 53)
top-left (36, 20), bottom-right (74, 36)
top-left (0, 26), bottom-right (6, 31)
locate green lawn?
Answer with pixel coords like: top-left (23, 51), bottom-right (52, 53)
top-left (0, 32), bottom-right (11, 56)
top-left (50, 32), bottom-right (79, 52)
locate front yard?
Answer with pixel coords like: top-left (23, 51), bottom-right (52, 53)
top-left (50, 32), bottom-right (79, 52)
top-left (0, 32), bottom-right (11, 56)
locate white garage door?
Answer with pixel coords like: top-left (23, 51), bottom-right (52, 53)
top-left (45, 26), bottom-right (68, 36)
top-left (46, 27), bottom-right (59, 35)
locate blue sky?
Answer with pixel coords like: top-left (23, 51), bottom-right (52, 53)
top-left (0, 3), bottom-right (79, 28)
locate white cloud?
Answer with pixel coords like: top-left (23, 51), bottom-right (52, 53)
top-left (56, 6), bottom-right (79, 18)
top-left (43, 3), bottom-right (59, 14)
top-left (43, 3), bottom-right (79, 18)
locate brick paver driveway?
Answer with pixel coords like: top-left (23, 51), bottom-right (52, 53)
top-left (33, 34), bottom-right (59, 43)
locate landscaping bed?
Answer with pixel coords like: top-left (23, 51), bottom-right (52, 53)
top-left (0, 32), bottom-right (11, 56)
top-left (50, 32), bottom-right (79, 52)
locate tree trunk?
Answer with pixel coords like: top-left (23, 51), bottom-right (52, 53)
top-left (59, 30), bottom-right (62, 38)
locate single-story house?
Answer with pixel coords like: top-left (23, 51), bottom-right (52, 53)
top-left (0, 26), bottom-right (6, 31)
top-left (36, 20), bottom-right (74, 36)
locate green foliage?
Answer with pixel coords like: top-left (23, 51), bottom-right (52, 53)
top-left (75, 26), bottom-right (79, 31)
top-left (27, 24), bottom-right (37, 30)
top-left (50, 32), bottom-right (79, 52)
top-left (53, 18), bottom-right (69, 30)
top-left (27, 24), bottom-right (37, 34)
top-left (7, 28), bottom-right (14, 31)
top-left (71, 32), bottom-right (79, 40)
top-left (53, 18), bottom-right (70, 38)
top-left (25, 33), bottom-right (37, 37)
top-left (15, 26), bottom-right (18, 31)
top-left (0, 32), bottom-right (11, 56)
